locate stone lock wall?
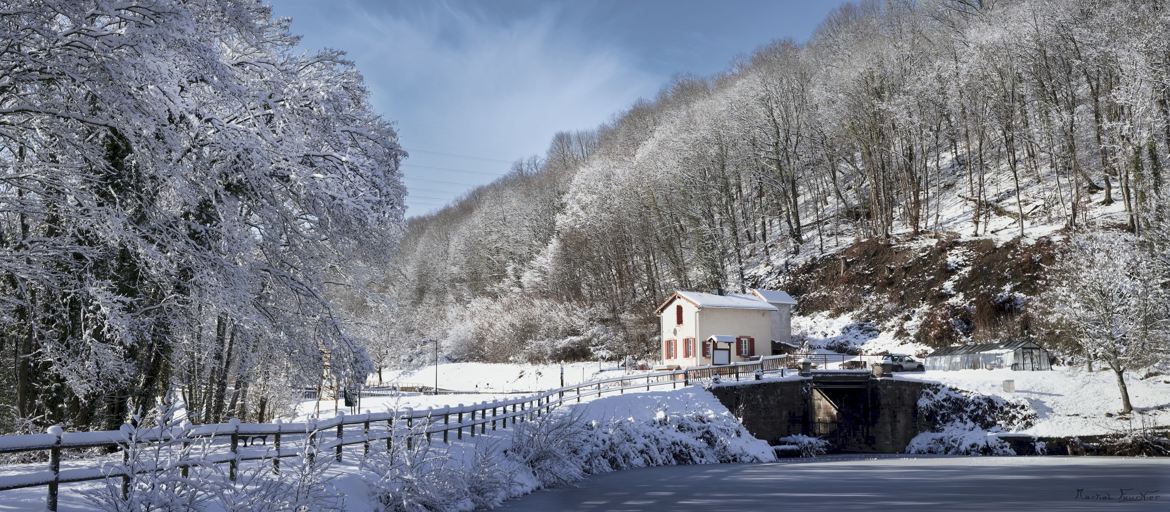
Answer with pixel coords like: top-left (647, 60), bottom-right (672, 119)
top-left (710, 378), bottom-right (927, 453)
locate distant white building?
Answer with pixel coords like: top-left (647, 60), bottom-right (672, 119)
top-left (654, 289), bottom-right (797, 368)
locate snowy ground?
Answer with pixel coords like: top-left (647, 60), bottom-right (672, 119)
top-left (291, 392), bottom-right (514, 422)
top-left (292, 361), bottom-right (654, 421)
top-left (373, 361), bottom-right (638, 392)
top-left (898, 367), bottom-right (1170, 436)
top-left (503, 455), bottom-right (1170, 511)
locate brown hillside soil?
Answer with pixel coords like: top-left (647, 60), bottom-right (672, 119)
top-left (768, 233), bottom-right (1060, 349)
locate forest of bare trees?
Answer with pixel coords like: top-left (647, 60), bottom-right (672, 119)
top-left (387, 0), bottom-right (1170, 366)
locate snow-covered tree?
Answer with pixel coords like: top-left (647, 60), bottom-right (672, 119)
top-left (1046, 232), bottom-right (1169, 414)
top-left (0, 0), bottom-right (404, 432)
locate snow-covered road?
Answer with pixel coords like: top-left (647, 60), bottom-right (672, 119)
top-left (503, 456), bottom-right (1170, 511)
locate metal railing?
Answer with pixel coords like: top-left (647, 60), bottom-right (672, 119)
top-left (0, 352), bottom-right (858, 510)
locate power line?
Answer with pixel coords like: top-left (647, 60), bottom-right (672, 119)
top-left (406, 194), bottom-right (454, 202)
top-left (405, 148), bottom-right (516, 164)
top-left (403, 175), bottom-right (493, 187)
top-left (402, 163), bottom-right (511, 177)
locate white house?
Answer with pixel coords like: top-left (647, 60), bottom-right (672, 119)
top-left (654, 289), bottom-right (797, 368)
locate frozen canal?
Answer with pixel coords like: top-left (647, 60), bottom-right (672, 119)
top-left (503, 455), bottom-right (1170, 511)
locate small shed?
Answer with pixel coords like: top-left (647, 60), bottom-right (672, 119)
top-left (771, 340), bottom-right (802, 355)
top-left (925, 340), bottom-right (1051, 371)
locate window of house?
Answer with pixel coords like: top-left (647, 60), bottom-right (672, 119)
top-left (664, 339), bottom-right (676, 359)
top-left (736, 336), bottom-right (755, 357)
top-left (675, 304), bottom-right (683, 325)
top-left (683, 337), bottom-right (694, 358)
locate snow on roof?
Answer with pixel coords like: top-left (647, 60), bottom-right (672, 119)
top-left (676, 291), bottom-right (778, 311)
top-left (751, 288), bottom-right (797, 305)
top-left (707, 335), bottom-right (737, 343)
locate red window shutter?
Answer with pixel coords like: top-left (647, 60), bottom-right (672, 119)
top-left (664, 339), bottom-right (671, 360)
top-left (702, 339), bottom-right (710, 357)
top-left (748, 337), bottom-right (756, 356)
top-left (675, 305), bottom-right (683, 325)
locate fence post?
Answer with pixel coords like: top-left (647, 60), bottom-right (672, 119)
top-left (363, 411), bottom-right (371, 457)
top-left (520, 400), bottom-right (526, 422)
top-left (576, 386), bottom-right (581, 403)
top-left (386, 413), bottom-right (393, 452)
top-left (735, 364), bottom-right (740, 381)
top-left (119, 422), bottom-right (132, 500)
top-left (335, 411), bottom-right (344, 462)
top-left (492, 403), bottom-right (498, 431)
top-left (230, 418), bottom-right (240, 481)
top-left (46, 425), bottom-right (62, 512)
top-left (457, 403), bottom-right (464, 440)
top-left (597, 382), bottom-right (601, 398)
top-left (179, 419), bottom-right (192, 479)
top-left (684, 370), bottom-right (689, 387)
top-left (405, 408), bottom-right (414, 451)
top-left (511, 403), bottom-right (517, 426)
top-left (273, 419), bottom-right (282, 474)
top-left (647, 375), bottom-right (651, 391)
top-left (426, 409), bottom-right (433, 444)
top-left (620, 378), bottom-right (624, 395)
top-left (307, 418), bottom-right (317, 466)
top-left (480, 403), bottom-right (487, 434)
top-left (443, 411), bottom-right (450, 443)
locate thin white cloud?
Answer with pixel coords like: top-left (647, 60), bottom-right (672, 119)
top-left (286, 1), bottom-right (659, 214)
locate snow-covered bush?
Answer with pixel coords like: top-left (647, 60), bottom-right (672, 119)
top-left (463, 443), bottom-right (521, 510)
top-left (209, 433), bottom-right (342, 512)
top-left (905, 429), bottom-right (1015, 455)
top-left (508, 411), bottom-right (591, 487)
top-left (776, 434), bottom-right (829, 458)
top-left (503, 404), bottom-right (773, 495)
top-left (82, 403), bottom-right (210, 511)
top-left (907, 383), bottom-right (1035, 455)
top-left (645, 409), bottom-right (773, 465)
top-left (1102, 418), bottom-right (1170, 456)
top-left (916, 383), bottom-right (1035, 432)
top-left (363, 426), bottom-right (468, 511)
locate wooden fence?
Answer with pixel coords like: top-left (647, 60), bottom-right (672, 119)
top-left (0, 352), bottom-right (863, 510)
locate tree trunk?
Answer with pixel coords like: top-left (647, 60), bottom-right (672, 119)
top-left (1113, 367), bottom-right (1133, 414)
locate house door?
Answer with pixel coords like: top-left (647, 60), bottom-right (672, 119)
top-left (712, 348), bottom-right (731, 366)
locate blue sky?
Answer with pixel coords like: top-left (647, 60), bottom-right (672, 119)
top-left (269, 0), bottom-right (851, 216)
